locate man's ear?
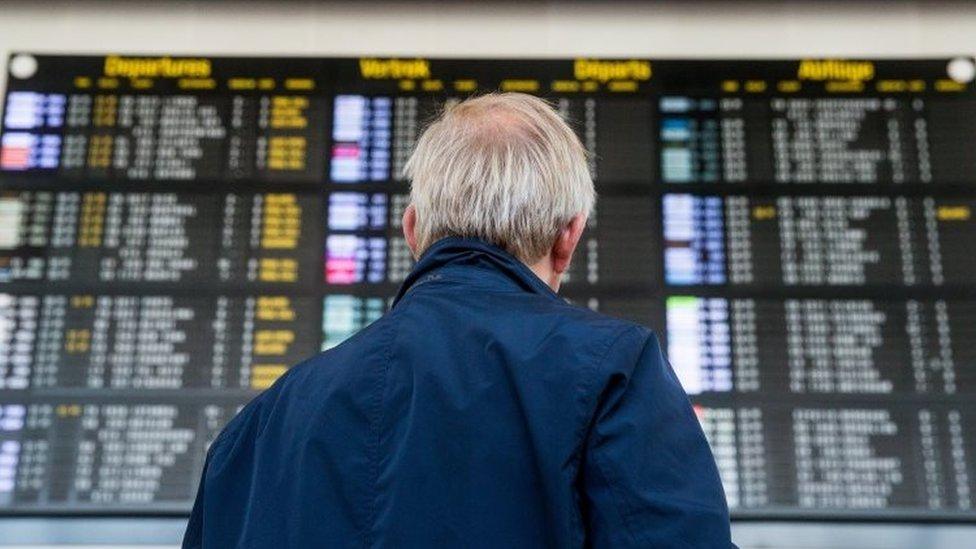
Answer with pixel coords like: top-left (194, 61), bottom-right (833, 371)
top-left (551, 213), bottom-right (588, 275)
top-left (403, 204), bottom-right (419, 258)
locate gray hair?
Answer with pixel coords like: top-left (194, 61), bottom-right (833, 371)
top-left (403, 93), bottom-right (595, 262)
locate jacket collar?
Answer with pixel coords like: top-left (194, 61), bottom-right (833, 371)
top-left (392, 237), bottom-right (561, 307)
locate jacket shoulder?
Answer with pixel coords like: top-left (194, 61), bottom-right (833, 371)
top-left (551, 299), bottom-right (653, 345)
top-left (531, 298), bottom-right (658, 375)
top-left (206, 318), bottom-right (392, 455)
top-left (564, 302), bottom-right (668, 380)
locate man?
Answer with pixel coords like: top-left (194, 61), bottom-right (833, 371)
top-left (184, 93), bottom-right (734, 548)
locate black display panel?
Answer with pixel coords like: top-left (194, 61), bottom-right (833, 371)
top-left (0, 54), bottom-right (974, 520)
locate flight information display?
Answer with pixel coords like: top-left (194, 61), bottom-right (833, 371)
top-left (0, 54), bottom-right (974, 520)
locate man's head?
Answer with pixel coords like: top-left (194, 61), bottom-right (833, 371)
top-left (402, 93), bottom-right (595, 291)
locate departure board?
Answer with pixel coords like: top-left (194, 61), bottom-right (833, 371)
top-left (0, 54), bottom-right (974, 521)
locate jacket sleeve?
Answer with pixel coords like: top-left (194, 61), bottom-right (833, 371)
top-left (181, 448), bottom-right (210, 549)
top-left (181, 393), bottom-right (263, 549)
top-left (580, 328), bottom-right (735, 548)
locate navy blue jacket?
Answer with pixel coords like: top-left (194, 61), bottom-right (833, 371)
top-left (184, 237), bottom-right (733, 548)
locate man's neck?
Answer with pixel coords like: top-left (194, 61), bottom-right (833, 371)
top-left (527, 256), bottom-right (560, 293)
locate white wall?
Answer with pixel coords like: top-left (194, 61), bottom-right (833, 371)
top-left (0, 1), bottom-right (974, 75)
top-left (2, 0), bottom-right (975, 56)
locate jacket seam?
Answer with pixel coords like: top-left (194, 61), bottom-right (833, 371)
top-left (569, 325), bottom-right (643, 543)
top-left (390, 281), bottom-right (441, 310)
top-left (402, 278), bottom-right (550, 299)
top-left (363, 318), bottom-right (397, 548)
top-left (575, 325), bottom-right (643, 446)
top-left (582, 327), bottom-right (650, 546)
top-left (574, 325), bottom-right (643, 456)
